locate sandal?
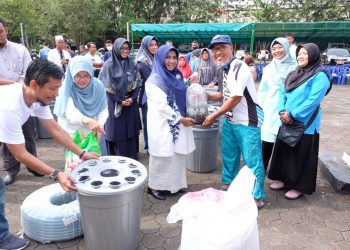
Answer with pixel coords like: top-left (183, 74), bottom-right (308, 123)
top-left (284, 189), bottom-right (303, 200)
top-left (270, 181), bottom-right (285, 190)
top-left (255, 199), bottom-right (265, 209)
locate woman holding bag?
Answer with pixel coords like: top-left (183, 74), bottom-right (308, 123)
top-left (268, 43), bottom-right (330, 200)
top-left (54, 56), bottom-right (108, 143)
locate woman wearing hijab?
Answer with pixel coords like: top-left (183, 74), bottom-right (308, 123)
top-left (135, 35), bottom-right (159, 154)
top-left (177, 55), bottom-right (192, 82)
top-left (268, 43), bottom-right (330, 200)
top-left (54, 56), bottom-right (108, 139)
top-left (195, 48), bottom-right (217, 86)
top-left (99, 38), bottom-right (141, 160)
top-left (146, 45), bottom-right (196, 200)
top-left (258, 37), bottom-right (297, 170)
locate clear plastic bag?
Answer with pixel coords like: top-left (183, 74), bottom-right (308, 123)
top-left (186, 84), bottom-right (208, 124)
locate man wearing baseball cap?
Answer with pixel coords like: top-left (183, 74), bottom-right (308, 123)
top-left (203, 35), bottom-right (265, 209)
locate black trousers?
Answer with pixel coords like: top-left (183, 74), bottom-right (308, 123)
top-left (1, 117), bottom-right (37, 176)
top-left (262, 141), bottom-right (274, 171)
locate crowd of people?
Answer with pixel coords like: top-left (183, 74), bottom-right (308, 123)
top-left (0, 14), bottom-right (331, 249)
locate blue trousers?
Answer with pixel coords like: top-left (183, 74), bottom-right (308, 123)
top-left (221, 119), bottom-right (265, 199)
top-left (0, 174), bottom-right (9, 241)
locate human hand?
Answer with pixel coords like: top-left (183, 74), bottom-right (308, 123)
top-left (81, 152), bottom-right (100, 161)
top-left (202, 114), bottom-right (216, 127)
top-left (57, 172), bottom-right (77, 192)
top-left (208, 82), bottom-right (215, 88)
top-left (180, 117), bottom-right (196, 127)
top-left (85, 118), bottom-right (103, 135)
top-left (122, 98), bottom-right (133, 107)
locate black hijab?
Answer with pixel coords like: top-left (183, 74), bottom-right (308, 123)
top-left (285, 43), bottom-right (323, 93)
top-left (99, 38), bottom-right (140, 98)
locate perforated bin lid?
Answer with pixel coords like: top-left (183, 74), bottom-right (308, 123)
top-left (71, 156), bottom-right (147, 196)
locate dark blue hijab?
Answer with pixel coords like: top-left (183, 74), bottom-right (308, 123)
top-left (147, 45), bottom-right (187, 116)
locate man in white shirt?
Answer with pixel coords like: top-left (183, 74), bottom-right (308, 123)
top-left (0, 59), bottom-right (99, 250)
top-left (0, 17), bottom-right (42, 185)
top-left (47, 35), bottom-right (71, 72)
top-left (285, 32), bottom-right (297, 59)
top-left (203, 35), bottom-right (265, 209)
top-left (85, 42), bottom-right (103, 77)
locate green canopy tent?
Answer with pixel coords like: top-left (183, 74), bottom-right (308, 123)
top-left (131, 21), bottom-right (350, 54)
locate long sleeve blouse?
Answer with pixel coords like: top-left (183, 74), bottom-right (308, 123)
top-left (57, 97), bottom-right (108, 137)
top-left (278, 72), bottom-right (330, 134)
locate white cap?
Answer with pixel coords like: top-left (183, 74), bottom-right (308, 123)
top-left (55, 35), bottom-right (64, 41)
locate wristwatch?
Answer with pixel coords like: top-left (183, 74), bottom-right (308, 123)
top-left (49, 170), bottom-right (60, 182)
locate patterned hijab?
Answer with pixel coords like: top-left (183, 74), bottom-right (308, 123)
top-left (99, 38), bottom-right (141, 99)
top-left (285, 43), bottom-right (323, 92)
top-left (135, 35), bottom-right (159, 69)
top-left (54, 56), bottom-right (107, 117)
top-left (196, 48), bottom-right (217, 85)
top-left (147, 45), bottom-right (187, 116)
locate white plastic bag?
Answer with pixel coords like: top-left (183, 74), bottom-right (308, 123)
top-left (166, 167), bottom-right (259, 250)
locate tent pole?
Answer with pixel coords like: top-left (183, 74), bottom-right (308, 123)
top-left (131, 27), bottom-right (135, 60)
top-left (250, 24), bottom-right (255, 55)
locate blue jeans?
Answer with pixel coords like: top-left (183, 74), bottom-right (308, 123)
top-left (0, 176), bottom-right (9, 241)
top-left (221, 119), bottom-right (266, 199)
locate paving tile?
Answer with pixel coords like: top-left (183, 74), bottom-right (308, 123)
top-left (309, 236), bottom-right (336, 250)
top-left (284, 232), bottom-right (309, 248)
top-left (341, 231), bottom-right (350, 241)
top-left (164, 237), bottom-right (181, 250)
top-left (316, 227), bottom-right (344, 242)
top-left (141, 220), bottom-right (160, 234)
top-left (325, 218), bottom-right (350, 232)
top-left (159, 224), bottom-right (181, 238)
top-left (280, 211), bottom-right (303, 225)
top-left (142, 233), bottom-right (166, 249)
top-left (334, 240), bottom-right (350, 250)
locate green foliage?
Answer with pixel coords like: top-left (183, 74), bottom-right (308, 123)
top-left (0, 0), bottom-right (349, 48)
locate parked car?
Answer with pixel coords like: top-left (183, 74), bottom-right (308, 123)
top-left (322, 48), bottom-right (350, 65)
top-left (257, 50), bottom-right (270, 61)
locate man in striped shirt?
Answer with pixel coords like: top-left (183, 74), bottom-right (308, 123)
top-left (203, 35), bottom-right (265, 209)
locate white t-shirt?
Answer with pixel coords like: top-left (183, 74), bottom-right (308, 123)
top-left (0, 83), bottom-right (53, 144)
top-left (85, 53), bottom-right (102, 70)
top-left (223, 59), bottom-right (261, 127)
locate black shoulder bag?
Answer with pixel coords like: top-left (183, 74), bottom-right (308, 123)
top-left (277, 105), bottom-right (320, 147)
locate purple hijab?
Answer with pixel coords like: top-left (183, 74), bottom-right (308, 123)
top-left (147, 45), bottom-right (187, 116)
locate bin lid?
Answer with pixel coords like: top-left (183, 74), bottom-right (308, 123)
top-left (71, 156), bottom-right (147, 196)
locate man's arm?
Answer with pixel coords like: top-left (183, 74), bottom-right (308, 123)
top-left (202, 96), bottom-right (241, 127)
top-left (6, 143), bottom-right (76, 191)
top-left (0, 78), bottom-right (15, 85)
top-left (39, 118), bottom-right (100, 159)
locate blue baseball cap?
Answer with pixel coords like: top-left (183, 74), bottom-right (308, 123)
top-left (208, 35), bottom-right (232, 49)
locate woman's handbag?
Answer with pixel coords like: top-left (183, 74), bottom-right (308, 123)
top-left (277, 106), bottom-right (320, 147)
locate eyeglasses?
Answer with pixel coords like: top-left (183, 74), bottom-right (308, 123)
top-left (212, 45), bottom-right (229, 53)
top-left (121, 47), bottom-right (130, 52)
top-left (74, 74), bottom-right (91, 81)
